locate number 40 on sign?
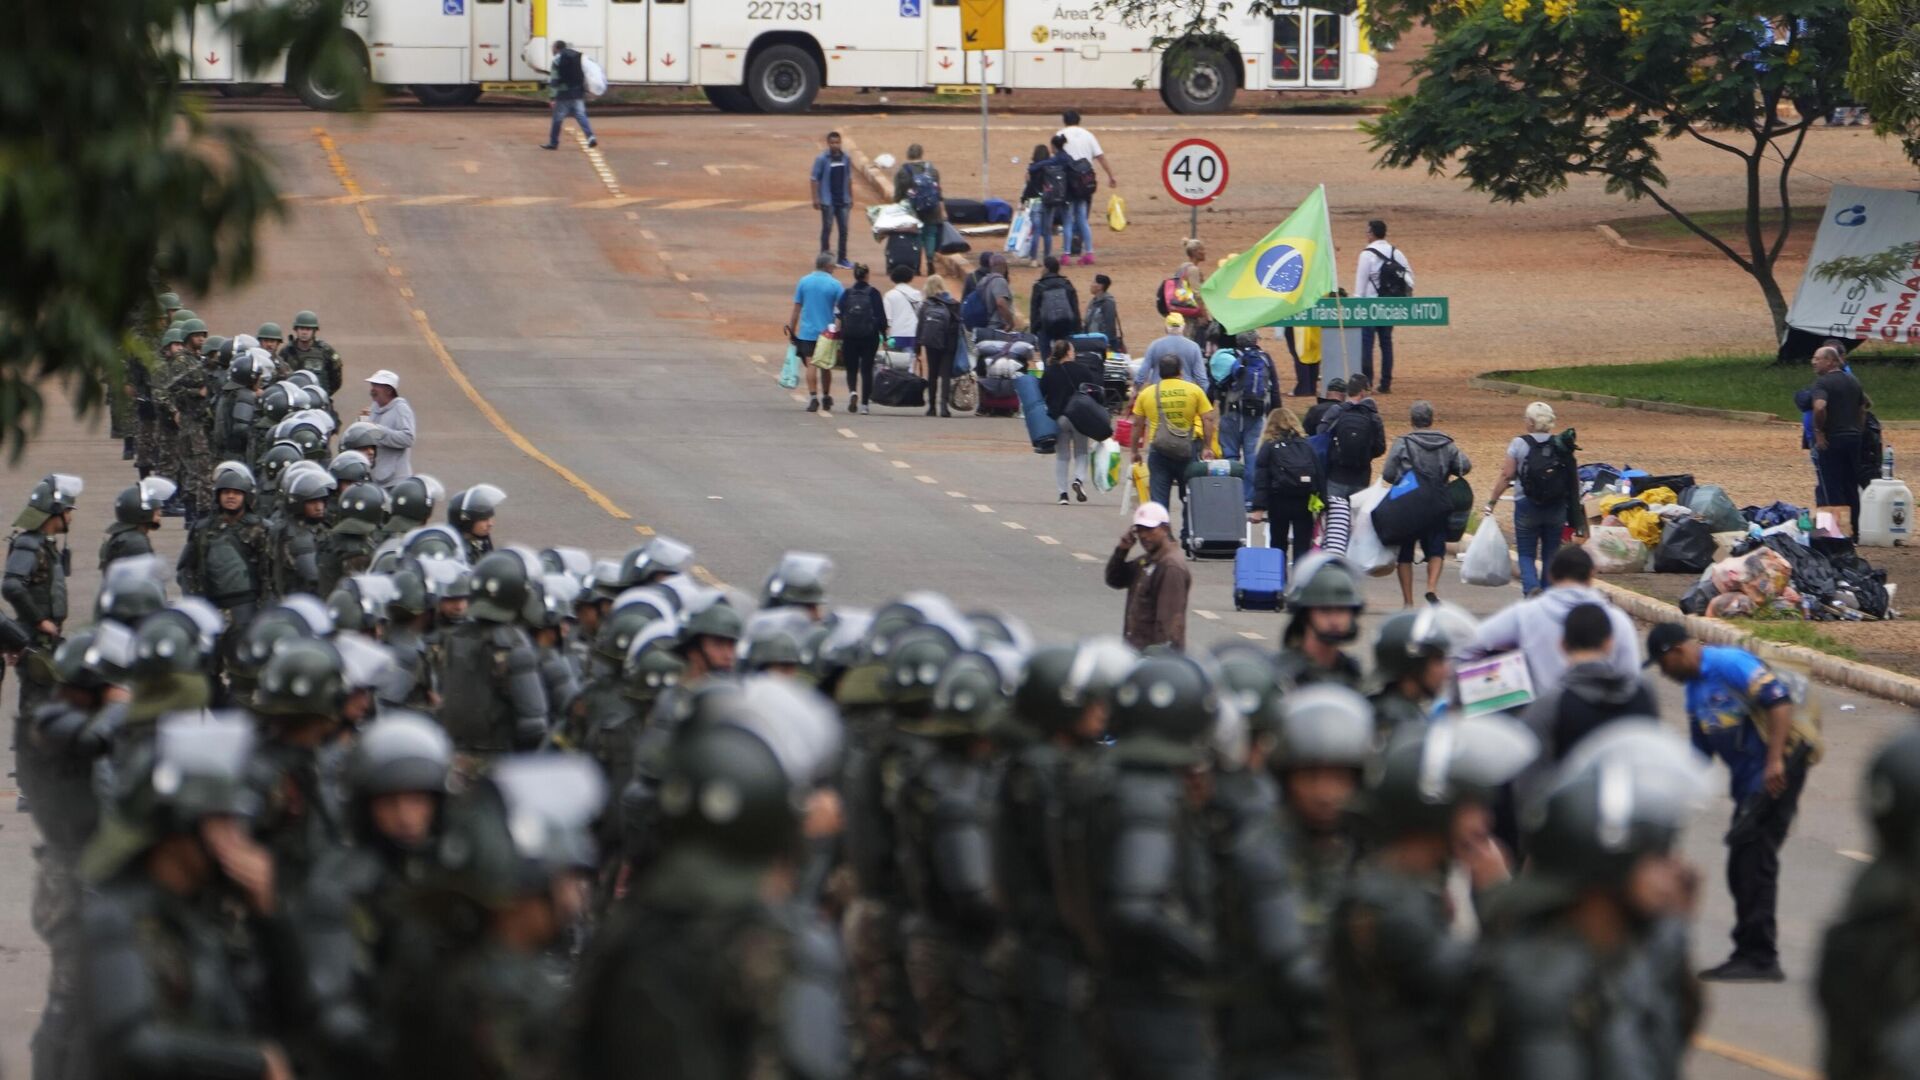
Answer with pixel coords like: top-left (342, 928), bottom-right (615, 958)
top-left (1161, 138), bottom-right (1229, 206)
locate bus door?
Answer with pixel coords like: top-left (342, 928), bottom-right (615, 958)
top-left (191, 0), bottom-right (235, 81)
top-left (471, 0), bottom-right (539, 80)
top-left (928, 0), bottom-right (1004, 85)
top-left (607, 0), bottom-right (686, 83)
top-left (1306, 9), bottom-right (1344, 87)
top-left (1268, 8), bottom-right (1305, 88)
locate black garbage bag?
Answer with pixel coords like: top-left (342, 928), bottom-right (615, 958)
top-left (1680, 577), bottom-right (1720, 616)
top-left (1653, 519), bottom-right (1715, 574)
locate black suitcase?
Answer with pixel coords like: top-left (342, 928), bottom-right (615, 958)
top-left (944, 197), bottom-right (988, 225)
top-left (1183, 475), bottom-right (1246, 559)
top-left (884, 232), bottom-right (922, 276)
top-left (869, 367), bottom-right (927, 408)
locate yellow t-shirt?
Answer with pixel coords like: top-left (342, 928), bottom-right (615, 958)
top-left (1131, 378), bottom-right (1219, 455)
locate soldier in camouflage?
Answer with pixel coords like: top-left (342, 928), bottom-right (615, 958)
top-left (248, 637), bottom-right (353, 893)
top-left (1273, 554), bottom-right (1366, 690)
top-left (99, 477), bottom-right (173, 581)
top-left (163, 322), bottom-right (219, 525)
top-left (280, 311), bottom-right (344, 396)
top-left (448, 484), bottom-right (503, 564)
top-left (430, 552), bottom-right (549, 759)
top-left (7, 476), bottom-right (81, 726)
top-left (268, 469), bottom-right (332, 599)
top-left (320, 482), bottom-right (388, 596)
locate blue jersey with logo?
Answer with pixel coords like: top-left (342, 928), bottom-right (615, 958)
top-left (1685, 646), bottom-right (1793, 799)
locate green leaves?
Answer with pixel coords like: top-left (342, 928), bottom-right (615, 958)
top-left (0, 0), bottom-right (364, 461)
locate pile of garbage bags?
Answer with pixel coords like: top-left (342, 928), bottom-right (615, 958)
top-left (1678, 534), bottom-right (1893, 621)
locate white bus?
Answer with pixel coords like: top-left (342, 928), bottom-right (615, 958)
top-left (184, 0), bottom-right (1377, 114)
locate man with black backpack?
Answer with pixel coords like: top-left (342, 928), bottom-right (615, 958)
top-left (1215, 332), bottom-right (1281, 508)
top-left (1028, 256), bottom-right (1082, 360)
top-left (1025, 136), bottom-right (1076, 265)
top-left (1354, 220), bottom-right (1414, 393)
top-left (1322, 375), bottom-right (1386, 500)
top-left (916, 274), bottom-right (963, 418)
top-left (892, 144), bottom-right (944, 278)
top-left (1482, 401), bottom-right (1587, 596)
top-left (1058, 110), bottom-right (1118, 265)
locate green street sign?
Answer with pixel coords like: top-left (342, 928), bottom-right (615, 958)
top-left (1268, 296), bottom-right (1450, 328)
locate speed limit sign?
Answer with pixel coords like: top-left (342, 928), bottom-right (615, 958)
top-left (1161, 138), bottom-right (1229, 206)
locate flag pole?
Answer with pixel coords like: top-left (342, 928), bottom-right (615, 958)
top-left (1319, 183), bottom-right (1350, 390)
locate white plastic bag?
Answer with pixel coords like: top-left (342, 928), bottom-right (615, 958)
top-left (869, 201), bottom-right (922, 238)
top-left (1092, 439), bottom-right (1122, 492)
top-left (1460, 517), bottom-right (1514, 587)
top-left (581, 55), bottom-right (608, 97)
top-left (1586, 525), bottom-right (1647, 575)
top-left (1345, 485), bottom-right (1393, 575)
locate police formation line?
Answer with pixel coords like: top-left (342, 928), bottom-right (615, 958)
top-left (9, 305), bottom-right (1920, 1080)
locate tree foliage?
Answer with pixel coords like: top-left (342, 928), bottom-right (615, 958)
top-left (1367, 0), bottom-right (1850, 342)
top-left (1, 1), bottom-right (364, 460)
top-left (1845, 0), bottom-right (1920, 167)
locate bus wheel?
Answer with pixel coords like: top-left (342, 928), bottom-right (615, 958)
top-left (1162, 48), bottom-right (1236, 114)
top-left (747, 45), bottom-right (820, 113)
top-left (292, 38), bottom-right (370, 111)
top-left (411, 85), bottom-right (485, 107)
top-left (704, 85), bottom-right (756, 113)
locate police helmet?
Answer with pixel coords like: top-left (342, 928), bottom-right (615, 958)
top-left (760, 551), bottom-right (833, 608)
top-left (328, 450), bottom-right (374, 486)
top-left (1273, 684), bottom-right (1376, 771)
top-left (130, 599), bottom-right (224, 678)
top-left (930, 649), bottom-right (1017, 737)
top-left (621, 621), bottom-right (686, 704)
top-left (339, 422), bottom-right (384, 453)
top-left (739, 609), bottom-right (812, 672)
top-left (328, 574), bottom-right (400, 633)
top-left (235, 597), bottom-right (335, 673)
top-left (680, 590), bottom-right (745, 646)
top-left (96, 554), bottom-right (171, 626)
top-left (1869, 727), bottom-right (1920, 863)
top-left (52, 631), bottom-right (111, 691)
top-left (389, 475), bottom-right (445, 528)
top-left (541, 546), bottom-right (592, 579)
top-left (333, 482), bottom-right (389, 535)
top-left (156, 292), bottom-right (182, 311)
top-left (212, 461), bottom-right (256, 497)
top-left (282, 467), bottom-right (335, 506)
top-left (15, 473), bottom-right (83, 529)
top-left (257, 442), bottom-right (304, 489)
top-left (82, 714), bottom-right (259, 883)
top-left (334, 632), bottom-right (399, 695)
top-left (807, 608), bottom-right (872, 683)
top-left (421, 557), bottom-right (471, 602)
top-left (158, 326), bottom-right (185, 348)
top-left (1372, 603), bottom-right (1480, 683)
top-left (387, 563), bottom-right (431, 617)
top-left (882, 624), bottom-right (962, 710)
top-left (171, 309), bottom-right (198, 325)
top-left (657, 700), bottom-right (804, 861)
top-left (1210, 642), bottom-right (1282, 734)
top-left (256, 322), bottom-right (284, 341)
top-left (258, 384), bottom-right (296, 426)
top-left (467, 551), bottom-right (531, 624)
top-left (532, 572), bottom-right (582, 630)
top-left (1356, 715), bottom-right (1537, 841)
top-left (438, 755), bottom-right (606, 906)
top-left (1013, 638), bottom-right (1136, 738)
top-left (967, 611), bottom-right (1034, 655)
top-left (350, 711), bottom-right (452, 799)
top-left (1285, 553), bottom-right (1365, 614)
top-left (1518, 722), bottom-right (1709, 899)
top-left (447, 484), bottom-right (506, 530)
top-left (293, 310), bottom-right (321, 330)
top-left (202, 335), bottom-right (228, 360)
top-left (254, 636), bottom-right (347, 719)
top-left (624, 536), bottom-right (696, 585)
top-left (597, 587), bottom-right (675, 662)
top-left (868, 593), bottom-right (973, 661)
top-left (1108, 652), bottom-right (1221, 767)
top-left (180, 318), bottom-right (207, 336)
top-left (401, 524), bottom-right (467, 565)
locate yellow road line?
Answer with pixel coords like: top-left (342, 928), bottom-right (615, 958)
top-left (1691, 1036), bottom-right (1821, 1080)
top-left (312, 126), bottom-right (631, 523)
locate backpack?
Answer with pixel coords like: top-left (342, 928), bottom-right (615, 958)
top-left (1039, 160), bottom-right (1072, 207)
top-left (1037, 279), bottom-right (1074, 330)
top-left (1518, 437), bottom-right (1570, 503)
top-left (907, 164), bottom-right (943, 215)
top-left (838, 287), bottom-right (879, 340)
top-left (960, 279), bottom-right (994, 330)
top-left (1067, 158), bottom-right (1098, 201)
top-left (918, 295), bottom-right (960, 359)
top-left (1329, 407), bottom-right (1375, 472)
top-left (1370, 245), bottom-right (1412, 298)
top-left (1268, 437), bottom-right (1321, 496)
top-left (1225, 348), bottom-right (1272, 410)
top-left (1155, 276), bottom-right (1202, 318)
top-left (1861, 409), bottom-right (1885, 475)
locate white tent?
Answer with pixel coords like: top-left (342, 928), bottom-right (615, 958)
top-left (1786, 184), bottom-right (1920, 343)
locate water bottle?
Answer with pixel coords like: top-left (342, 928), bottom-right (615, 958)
top-left (1884, 445), bottom-right (1895, 480)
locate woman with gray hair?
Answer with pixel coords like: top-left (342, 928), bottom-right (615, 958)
top-left (1483, 400), bottom-right (1586, 596)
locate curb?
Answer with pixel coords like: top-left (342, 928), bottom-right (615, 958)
top-left (1592, 222), bottom-right (1723, 261)
top-left (1472, 373), bottom-right (1920, 431)
top-left (1591, 578), bottom-right (1920, 707)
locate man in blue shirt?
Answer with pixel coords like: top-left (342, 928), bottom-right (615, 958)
top-left (1648, 623), bottom-right (1814, 983)
top-left (787, 252), bottom-right (845, 415)
top-left (1130, 313), bottom-right (1208, 395)
top-left (810, 132), bottom-right (855, 270)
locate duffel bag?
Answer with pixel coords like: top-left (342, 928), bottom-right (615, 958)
top-left (869, 367), bottom-right (927, 408)
top-left (1371, 473), bottom-right (1454, 546)
top-left (1063, 389), bottom-right (1113, 442)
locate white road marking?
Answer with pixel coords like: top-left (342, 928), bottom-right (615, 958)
top-left (1839, 849), bottom-right (1874, 863)
top-left (1239, 631), bottom-right (1266, 640)
top-left (1004, 521), bottom-right (1026, 530)
top-left (862, 442), bottom-right (883, 453)
top-left (1194, 609), bottom-right (1220, 621)
top-left (640, 229), bottom-right (658, 241)
top-left (689, 292), bottom-right (708, 303)
top-left (750, 354), bottom-right (767, 365)
top-left (946, 491), bottom-right (967, 498)
top-left (624, 211), bottom-right (640, 221)
top-left (1072, 552), bottom-right (1099, 562)
top-left (972, 504), bottom-right (994, 513)
top-left (1035, 535), bottom-right (1060, 545)
top-left (889, 459), bottom-right (910, 468)
top-left (674, 272), bottom-right (690, 282)
top-left (916, 475), bottom-right (938, 484)
top-left (838, 428), bottom-right (858, 439)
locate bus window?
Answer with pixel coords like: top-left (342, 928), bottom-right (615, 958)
top-left (1271, 12), bottom-right (1302, 82)
top-left (1310, 11), bottom-right (1342, 83)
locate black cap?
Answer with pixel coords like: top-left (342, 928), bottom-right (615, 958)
top-left (1644, 623), bottom-right (1691, 667)
top-left (1326, 377), bottom-right (1347, 394)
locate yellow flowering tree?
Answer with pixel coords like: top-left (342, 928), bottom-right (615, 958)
top-left (1367, 0), bottom-right (1851, 341)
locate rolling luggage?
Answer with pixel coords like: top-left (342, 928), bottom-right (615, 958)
top-left (869, 367), bottom-right (927, 409)
top-left (1069, 332), bottom-right (1109, 356)
top-left (977, 376), bottom-right (1019, 417)
top-left (1014, 373), bottom-right (1057, 453)
top-left (1233, 524), bottom-right (1286, 611)
top-left (885, 233), bottom-right (922, 277)
top-left (1183, 475), bottom-right (1246, 559)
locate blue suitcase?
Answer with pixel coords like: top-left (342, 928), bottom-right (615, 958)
top-left (1233, 525), bottom-right (1287, 611)
top-left (1014, 373), bottom-right (1057, 454)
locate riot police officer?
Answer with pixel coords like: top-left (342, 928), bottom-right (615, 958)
top-left (1274, 554), bottom-right (1366, 689)
top-left (100, 477), bottom-right (175, 574)
top-left (378, 562), bottom-right (435, 710)
top-left (383, 474), bottom-right (443, 538)
top-left (268, 468), bottom-right (332, 598)
top-left (281, 311), bottom-right (344, 395)
top-left (762, 550), bottom-right (835, 622)
top-left (430, 551), bottom-right (548, 757)
top-left (677, 589), bottom-right (745, 683)
top-left (320, 482), bottom-right (388, 596)
top-left (896, 650), bottom-right (1014, 1080)
top-left (1061, 651), bottom-right (1221, 1080)
top-left (1369, 604), bottom-right (1480, 733)
top-left (526, 571), bottom-right (583, 717)
top-left (1469, 723), bottom-right (1707, 1079)
top-left (248, 636), bottom-right (351, 890)
top-left (79, 714), bottom-right (295, 1080)
top-left (214, 347), bottom-right (272, 463)
top-left (739, 607), bottom-right (813, 676)
top-left (177, 462), bottom-right (270, 683)
top-left (1000, 638), bottom-right (1133, 1080)
top-left (447, 484), bottom-right (504, 563)
top-left (1330, 715), bottom-right (1537, 1080)
top-left (7, 475), bottom-right (81, 722)
top-left (256, 321), bottom-right (286, 360)
top-left (623, 534), bottom-right (696, 588)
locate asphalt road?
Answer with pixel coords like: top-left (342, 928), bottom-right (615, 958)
top-left (2, 108), bottom-right (1907, 1079)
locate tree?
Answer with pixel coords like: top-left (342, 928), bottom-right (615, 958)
top-left (1845, 0), bottom-right (1920, 166)
top-left (1366, 0), bottom-right (1850, 343)
top-left (1, 2), bottom-right (364, 460)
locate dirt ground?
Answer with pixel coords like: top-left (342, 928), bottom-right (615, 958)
top-left (815, 106), bottom-right (1920, 662)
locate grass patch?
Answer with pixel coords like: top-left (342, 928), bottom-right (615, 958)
top-left (1607, 206), bottom-right (1824, 244)
top-left (1494, 353), bottom-right (1920, 421)
top-left (1742, 609), bottom-right (1862, 659)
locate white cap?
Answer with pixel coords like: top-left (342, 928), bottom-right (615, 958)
top-left (365, 369), bottom-right (400, 390)
top-left (1132, 501), bottom-right (1171, 530)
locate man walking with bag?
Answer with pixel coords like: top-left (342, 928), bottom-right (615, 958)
top-left (1379, 401), bottom-right (1470, 607)
top-left (1129, 354), bottom-right (1218, 516)
top-left (892, 145), bottom-right (944, 277)
top-left (539, 40), bottom-right (597, 150)
top-left (1027, 255), bottom-right (1081, 361)
top-left (1354, 220), bottom-right (1413, 392)
top-left (1057, 110), bottom-right (1118, 265)
top-left (787, 252), bottom-right (845, 414)
top-left (1214, 331), bottom-right (1280, 508)
top-left (1321, 376), bottom-right (1385, 499)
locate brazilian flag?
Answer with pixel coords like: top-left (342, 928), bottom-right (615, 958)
top-left (1198, 185), bottom-right (1337, 334)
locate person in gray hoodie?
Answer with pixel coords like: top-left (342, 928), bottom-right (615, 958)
top-left (1469, 545), bottom-right (1640, 686)
top-left (1379, 400), bottom-right (1471, 607)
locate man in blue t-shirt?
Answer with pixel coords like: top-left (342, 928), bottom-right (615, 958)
top-left (787, 252), bottom-right (846, 415)
top-left (1648, 623), bottom-right (1814, 983)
